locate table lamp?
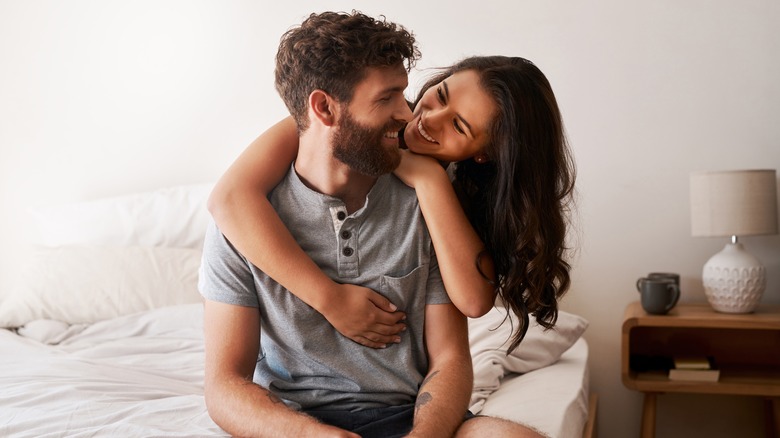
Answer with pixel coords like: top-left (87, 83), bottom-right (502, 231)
top-left (689, 169), bottom-right (778, 313)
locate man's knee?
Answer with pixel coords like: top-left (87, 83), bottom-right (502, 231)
top-left (455, 416), bottom-right (547, 438)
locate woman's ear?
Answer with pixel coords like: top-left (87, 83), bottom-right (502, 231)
top-left (309, 90), bottom-right (338, 127)
top-left (474, 154), bottom-right (490, 164)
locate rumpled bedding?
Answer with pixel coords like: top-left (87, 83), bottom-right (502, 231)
top-left (0, 303), bottom-right (588, 438)
top-left (0, 304), bottom-right (227, 437)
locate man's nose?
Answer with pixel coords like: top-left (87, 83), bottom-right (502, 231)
top-left (395, 99), bottom-right (413, 123)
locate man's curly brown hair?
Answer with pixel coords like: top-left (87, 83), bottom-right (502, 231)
top-left (275, 11), bottom-right (420, 132)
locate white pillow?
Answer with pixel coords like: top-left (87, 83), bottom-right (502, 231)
top-left (26, 183), bottom-right (213, 249)
top-left (0, 245), bottom-right (203, 328)
top-left (468, 307), bottom-right (588, 413)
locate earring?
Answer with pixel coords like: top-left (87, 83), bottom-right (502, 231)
top-left (475, 155), bottom-right (488, 164)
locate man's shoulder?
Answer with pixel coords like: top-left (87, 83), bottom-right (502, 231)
top-left (201, 220), bottom-right (243, 261)
top-left (380, 174), bottom-right (418, 201)
top-left (268, 164), bottom-right (297, 196)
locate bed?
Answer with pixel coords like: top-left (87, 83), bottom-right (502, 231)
top-left (0, 184), bottom-right (596, 438)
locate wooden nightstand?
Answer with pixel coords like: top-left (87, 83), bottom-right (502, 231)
top-left (621, 301), bottom-right (780, 438)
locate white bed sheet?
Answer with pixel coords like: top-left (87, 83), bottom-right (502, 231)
top-left (0, 304), bottom-right (227, 438)
top-left (0, 303), bottom-right (588, 438)
top-left (480, 338), bottom-right (590, 438)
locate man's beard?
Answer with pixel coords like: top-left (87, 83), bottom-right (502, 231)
top-left (331, 110), bottom-right (404, 177)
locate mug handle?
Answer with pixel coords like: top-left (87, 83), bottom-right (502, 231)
top-left (665, 283), bottom-right (680, 311)
top-left (636, 278), bottom-right (645, 292)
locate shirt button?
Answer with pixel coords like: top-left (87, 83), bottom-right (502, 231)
top-left (342, 247), bottom-right (354, 257)
top-left (340, 230), bottom-right (352, 239)
top-left (337, 211), bottom-right (346, 220)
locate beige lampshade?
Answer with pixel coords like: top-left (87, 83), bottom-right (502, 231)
top-left (690, 169), bottom-right (778, 237)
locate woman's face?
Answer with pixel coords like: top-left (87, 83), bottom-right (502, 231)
top-left (403, 69), bottom-right (497, 162)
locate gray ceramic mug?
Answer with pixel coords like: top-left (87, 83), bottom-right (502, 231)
top-left (636, 277), bottom-right (680, 315)
top-left (648, 272), bottom-right (680, 287)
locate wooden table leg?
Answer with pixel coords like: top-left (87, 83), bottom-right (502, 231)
top-left (766, 397), bottom-right (779, 438)
top-left (641, 392), bottom-right (658, 438)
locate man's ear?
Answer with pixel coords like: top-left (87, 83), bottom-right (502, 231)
top-left (309, 90), bottom-right (338, 127)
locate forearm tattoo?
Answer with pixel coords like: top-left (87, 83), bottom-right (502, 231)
top-left (420, 370), bottom-right (439, 390)
top-left (415, 392), bottom-right (432, 413)
top-left (266, 390), bottom-right (284, 404)
top-left (240, 375), bottom-right (283, 405)
top-left (415, 370), bottom-right (439, 413)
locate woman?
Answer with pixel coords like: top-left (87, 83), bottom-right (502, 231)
top-left (209, 56), bottom-right (576, 353)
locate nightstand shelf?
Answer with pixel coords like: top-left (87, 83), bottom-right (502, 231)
top-left (621, 301), bottom-right (780, 437)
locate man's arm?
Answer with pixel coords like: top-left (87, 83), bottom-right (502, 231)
top-left (408, 303), bottom-right (474, 438)
top-left (202, 299), bottom-right (359, 438)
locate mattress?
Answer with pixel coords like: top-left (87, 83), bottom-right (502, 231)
top-left (480, 338), bottom-right (590, 438)
top-left (0, 304), bottom-right (227, 437)
top-left (0, 303), bottom-right (588, 437)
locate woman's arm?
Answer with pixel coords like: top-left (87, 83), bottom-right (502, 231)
top-left (393, 150), bottom-right (496, 317)
top-left (208, 117), bottom-right (406, 348)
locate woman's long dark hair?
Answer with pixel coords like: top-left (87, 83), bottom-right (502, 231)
top-left (415, 56), bottom-right (576, 353)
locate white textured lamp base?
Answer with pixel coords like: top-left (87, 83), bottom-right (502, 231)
top-left (702, 242), bottom-right (765, 313)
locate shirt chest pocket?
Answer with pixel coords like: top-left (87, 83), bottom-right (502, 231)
top-left (379, 264), bottom-right (429, 312)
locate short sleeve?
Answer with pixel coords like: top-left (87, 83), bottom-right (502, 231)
top-left (198, 220), bottom-right (259, 307)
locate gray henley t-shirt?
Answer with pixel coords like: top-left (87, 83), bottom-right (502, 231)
top-left (198, 165), bottom-right (449, 411)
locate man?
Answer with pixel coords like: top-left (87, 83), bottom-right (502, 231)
top-left (199, 11), bottom-right (473, 437)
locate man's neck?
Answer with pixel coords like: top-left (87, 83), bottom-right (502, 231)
top-left (295, 131), bottom-right (377, 214)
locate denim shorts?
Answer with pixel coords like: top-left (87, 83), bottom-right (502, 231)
top-left (303, 404), bottom-right (475, 438)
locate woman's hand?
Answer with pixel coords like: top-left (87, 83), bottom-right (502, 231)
top-left (393, 149), bottom-right (447, 189)
top-left (318, 283), bottom-right (407, 349)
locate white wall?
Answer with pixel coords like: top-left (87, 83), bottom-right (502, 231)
top-left (1, 1), bottom-right (778, 436)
